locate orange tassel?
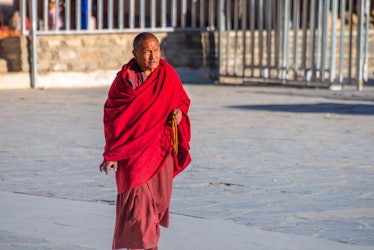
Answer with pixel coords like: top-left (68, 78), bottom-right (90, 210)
top-left (171, 115), bottom-right (178, 154)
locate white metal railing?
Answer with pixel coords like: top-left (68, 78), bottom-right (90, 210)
top-left (25, 0), bottom-right (219, 88)
top-left (22, 0), bottom-right (372, 90)
top-left (218, 0), bottom-right (371, 90)
top-left (22, 0), bottom-right (219, 35)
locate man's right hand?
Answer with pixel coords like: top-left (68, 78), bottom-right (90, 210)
top-left (99, 161), bottom-right (118, 175)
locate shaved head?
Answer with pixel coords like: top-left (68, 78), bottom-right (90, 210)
top-left (133, 32), bottom-right (160, 50)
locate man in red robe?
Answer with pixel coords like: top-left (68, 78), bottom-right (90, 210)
top-left (100, 32), bottom-right (191, 250)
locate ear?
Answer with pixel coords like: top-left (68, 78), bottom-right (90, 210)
top-left (132, 49), bottom-right (136, 58)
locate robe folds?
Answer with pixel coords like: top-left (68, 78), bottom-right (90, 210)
top-left (103, 58), bottom-right (191, 194)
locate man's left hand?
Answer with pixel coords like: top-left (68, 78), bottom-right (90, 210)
top-left (172, 108), bottom-right (182, 124)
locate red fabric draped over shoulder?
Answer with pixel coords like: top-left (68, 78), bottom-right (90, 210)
top-left (103, 58), bottom-right (191, 193)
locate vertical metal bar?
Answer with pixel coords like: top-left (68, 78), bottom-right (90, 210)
top-left (55, 0), bottom-right (60, 30)
top-left (250, 0), bottom-right (255, 76)
top-left (364, 0), bottom-right (371, 83)
top-left (172, 0), bottom-right (177, 27)
top-left (44, 0), bottom-right (48, 30)
top-left (76, 0), bottom-right (81, 30)
top-left (308, 0), bottom-right (316, 81)
top-left (129, 0), bottom-right (134, 28)
top-left (315, 0), bottom-right (323, 78)
top-left (218, 0), bottom-right (224, 81)
top-left (339, 0), bottom-right (346, 83)
top-left (151, 0), bottom-right (156, 28)
top-left (209, 0), bottom-right (214, 29)
top-left (283, 0), bottom-right (290, 79)
top-left (108, 0), bottom-right (113, 29)
top-left (301, 0), bottom-right (308, 77)
top-left (226, 0), bottom-right (231, 74)
top-left (89, 0), bottom-right (92, 29)
top-left (356, 0), bottom-right (364, 90)
top-left (266, 0), bottom-right (272, 74)
top-left (30, 0), bottom-right (38, 89)
top-left (234, 0), bottom-right (239, 75)
top-left (200, 0), bottom-right (205, 28)
top-left (275, 0), bottom-right (281, 70)
top-left (97, 0), bottom-right (103, 29)
top-left (20, 0), bottom-right (26, 34)
top-left (321, 0), bottom-right (330, 81)
top-left (65, 0), bottom-right (71, 30)
top-left (292, 0), bottom-right (300, 79)
top-left (119, 0), bottom-right (124, 29)
top-left (162, 0), bottom-right (167, 28)
top-left (348, 0), bottom-right (353, 81)
top-left (181, 0), bottom-right (187, 27)
top-left (330, 0), bottom-right (338, 83)
top-left (217, 0), bottom-right (220, 29)
top-left (140, 0), bottom-right (145, 28)
top-left (277, 0), bottom-right (284, 72)
top-left (191, 0), bottom-right (196, 28)
top-left (258, 0), bottom-right (264, 76)
top-left (242, 0), bottom-right (247, 77)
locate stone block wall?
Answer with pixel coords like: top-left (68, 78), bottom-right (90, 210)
top-left (0, 32), bottom-right (217, 73)
top-left (32, 32), bottom-right (216, 76)
top-left (36, 34), bottom-right (134, 73)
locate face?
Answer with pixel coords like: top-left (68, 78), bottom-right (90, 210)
top-left (132, 37), bottom-right (161, 75)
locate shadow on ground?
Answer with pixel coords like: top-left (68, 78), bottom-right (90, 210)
top-left (227, 103), bottom-right (374, 115)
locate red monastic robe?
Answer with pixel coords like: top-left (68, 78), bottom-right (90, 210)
top-left (102, 58), bottom-right (191, 194)
top-left (103, 58), bottom-right (191, 249)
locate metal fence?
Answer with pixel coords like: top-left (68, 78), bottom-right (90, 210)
top-left (21, 0), bottom-right (218, 35)
top-left (23, 0), bottom-right (219, 88)
top-left (218, 0), bottom-right (371, 90)
top-left (21, 0), bottom-right (371, 89)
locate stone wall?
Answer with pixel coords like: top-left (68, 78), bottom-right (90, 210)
top-left (32, 31), bottom-right (217, 75)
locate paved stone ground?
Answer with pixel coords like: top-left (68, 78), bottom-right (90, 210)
top-left (0, 83), bottom-right (373, 249)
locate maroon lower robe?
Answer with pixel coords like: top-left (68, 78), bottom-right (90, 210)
top-left (112, 155), bottom-right (174, 249)
top-left (102, 58), bottom-right (191, 250)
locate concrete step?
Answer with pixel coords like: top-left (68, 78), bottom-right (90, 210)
top-left (0, 59), bottom-right (8, 73)
top-left (0, 72), bottom-right (30, 89)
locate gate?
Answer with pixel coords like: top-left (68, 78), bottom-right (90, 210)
top-left (218, 0), bottom-right (371, 90)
